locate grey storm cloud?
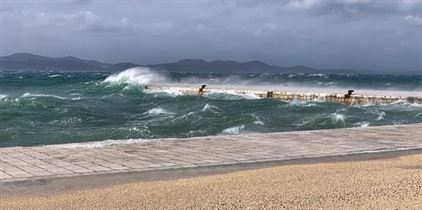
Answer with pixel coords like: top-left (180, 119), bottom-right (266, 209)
top-left (0, 0), bottom-right (421, 72)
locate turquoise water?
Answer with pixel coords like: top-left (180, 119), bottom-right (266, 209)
top-left (0, 68), bottom-right (421, 147)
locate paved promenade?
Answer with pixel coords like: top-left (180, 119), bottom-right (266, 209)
top-left (0, 124), bottom-right (421, 182)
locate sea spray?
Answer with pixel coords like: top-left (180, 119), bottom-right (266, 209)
top-left (103, 67), bottom-right (169, 85)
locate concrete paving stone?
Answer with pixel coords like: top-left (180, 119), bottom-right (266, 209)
top-left (18, 166), bottom-right (48, 173)
top-left (103, 165), bottom-right (129, 170)
top-left (7, 153), bottom-right (27, 158)
top-left (73, 161), bottom-right (96, 166)
top-left (2, 159), bottom-right (22, 165)
top-left (91, 161), bottom-right (113, 166)
top-left (18, 157), bottom-right (38, 163)
top-left (61, 165), bottom-right (86, 170)
top-left (88, 166), bottom-right (113, 172)
top-left (146, 164), bottom-right (163, 168)
top-left (24, 160), bottom-right (48, 166)
top-left (36, 163), bottom-right (61, 170)
top-left (202, 160), bottom-right (222, 164)
top-left (43, 166), bottom-right (72, 173)
top-left (1, 165), bottom-right (21, 172)
top-left (121, 163), bottom-right (148, 169)
top-left (8, 161), bottom-right (32, 167)
top-left (78, 158), bottom-right (99, 164)
top-left (7, 171), bottom-right (33, 178)
top-left (158, 163), bottom-right (178, 167)
top-left (65, 167), bottom-right (94, 174)
top-left (30, 171), bottom-right (55, 176)
top-left (0, 172), bottom-right (13, 179)
top-left (49, 161), bottom-right (73, 167)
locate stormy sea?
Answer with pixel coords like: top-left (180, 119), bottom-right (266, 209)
top-left (0, 68), bottom-right (421, 148)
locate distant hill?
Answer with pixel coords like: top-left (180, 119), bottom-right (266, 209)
top-left (0, 53), bottom-right (138, 71)
top-left (148, 59), bottom-right (357, 74)
top-left (0, 53), bottom-right (358, 74)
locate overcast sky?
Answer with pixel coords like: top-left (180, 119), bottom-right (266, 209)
top-left (1, 0), bottom-right (421, 72)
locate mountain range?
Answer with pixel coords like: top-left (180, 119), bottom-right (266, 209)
top-left (0, 53), bottom-right (359, 74)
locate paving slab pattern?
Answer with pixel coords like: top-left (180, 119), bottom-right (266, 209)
top-left (0, 124), bottom-right (421, 182)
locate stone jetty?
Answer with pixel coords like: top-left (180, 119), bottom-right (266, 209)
top-left (145, 85), bottom-right (422, 105)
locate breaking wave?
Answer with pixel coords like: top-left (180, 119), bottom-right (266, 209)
top-left (221, 125), bottom-right (245, 135)
top-left (103, 67), bottom-right (169, 85)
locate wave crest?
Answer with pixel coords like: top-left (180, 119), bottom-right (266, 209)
top-left (221, 125), bottom-right (245, 135)
top-left (103, 67), bottom-right (168, 85)
top-left (146, 108), bottom-right (173, 115)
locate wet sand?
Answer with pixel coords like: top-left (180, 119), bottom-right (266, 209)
top-left (1, 153), bottom-right (421, 210)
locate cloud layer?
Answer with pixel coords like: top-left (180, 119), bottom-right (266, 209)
top-left (1, 0), bottom-right (421, 72)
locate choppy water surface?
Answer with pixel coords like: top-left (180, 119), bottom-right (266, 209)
top-left (0, 68), bottom-right (421, 147)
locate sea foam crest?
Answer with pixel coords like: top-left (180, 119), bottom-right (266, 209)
top-left (205, 90), bottom-right (261, 100)
top-left (221, 125), bottom-right (245, 135)
top-left (146, 108), bottom-right (172, 115)
top-left (103, 67), bottom-right (168, 85)
top-left (355, 122), bottom-right (370, 127)
top-left (48, 139), bottom-right (152, 148)
top-left (21, 93), bottom-right (67, 100)
top-left (146, 89), bottom-right (183, 96)
top-left (201, 103), bottom-right (219, 112)
top-left (331, 113), bottom-right (346, 123)
top-left (253, 120), bottom-right (264, 125)
top-left (376, 111), bottom-right (386, 121)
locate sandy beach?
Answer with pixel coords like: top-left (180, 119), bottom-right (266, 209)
top-left (1, 153), bottom-right (421, 210)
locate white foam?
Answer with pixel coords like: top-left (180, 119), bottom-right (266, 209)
top-left (240, 93), bottom-right (261, 100)
top-left (221, 125), bottom-right (245, 135)
top-left (187, 130), bottom-right (206, 137)
top-left (289, 100), bottom-right (319, 107)
top-left (21, 93), bottom-right (67, 100)
top-left (146, 89), bottom-right (183, 96)
top-left (103, 67), bottom-right (168, 85)
top-left (253, 120), bottom-right (264, 125)
top-left (48, 74), bottom-right (60, 78)
top-left (205, 90), bottom-right (261, 100)
top-left (331, 113), bottom-right (346, 123)
top-left (355, 122), bottom-right (370, 127)
top-left (201, 103), bottom-right (219, 112)
top-left (375, 111), bottom-right (386, 121)
top-left (48, 139), bottom-right (152, 148)
top-left (304, 103), bottom-right (318, 107)
top-left (309, 73), bottom-right (324, 77)
top-left (71, 97), bottom-right (84, 101)
top-left (49, 117), bottom-right (82, 125)
top-left (0, 94), bottom-right (7, 100)
top-left (146, 108), bottom-right (172, 115)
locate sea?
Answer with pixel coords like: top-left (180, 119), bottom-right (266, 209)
top-left (0, 67), bottom-right (421, 148)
